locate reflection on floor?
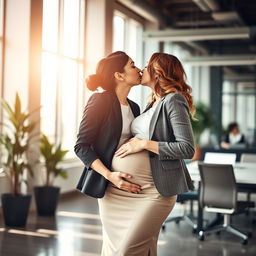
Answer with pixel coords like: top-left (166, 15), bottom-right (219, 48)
top-left (0, 191), bottom-right (255, 256)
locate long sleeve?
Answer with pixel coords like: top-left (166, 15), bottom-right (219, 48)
top-left (74, 93), bottom-right (108, 169)
top-left (158, 93), bottom-right (195, 160)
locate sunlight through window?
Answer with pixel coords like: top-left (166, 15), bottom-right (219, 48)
top-left (113, 15), bottom-right (125, 52)
top-left (57, 211), bottom-right (101, 220)
top-left (37, 228), bottom-right (103, 240)
top-left (113, 11), bottom-right (143, 107)
top-left (41, 0), bottom-right (85, 158)
top-left (8, 229), bottom-right (50, 238)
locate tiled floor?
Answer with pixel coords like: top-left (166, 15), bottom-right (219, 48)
top-left (0, 191), bottom-right (255, 256)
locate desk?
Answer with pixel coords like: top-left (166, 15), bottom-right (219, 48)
top-left (186, 161), bottom-right (256, 234)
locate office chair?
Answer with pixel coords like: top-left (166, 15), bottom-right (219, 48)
top-left (240, 153), bottom-right (256, 163)
top-left (238, 153), bottom-right (256, 202)
top-left (237, 154), bottom-right (256, 217)
top-left (198, 162), bottom-right (254, 244)
top-left (162, 190), bottom-right (198, 233)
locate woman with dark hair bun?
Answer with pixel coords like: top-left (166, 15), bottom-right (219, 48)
top-left (75, 51), bottom-right (142, 193)
top-left (74, 51), bottom-right (142, 254)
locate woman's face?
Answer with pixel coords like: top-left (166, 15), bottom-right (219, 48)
top-left (141, 64), bottom-right (155, 89)
top-left (121, 58), bottom-right (141, 86)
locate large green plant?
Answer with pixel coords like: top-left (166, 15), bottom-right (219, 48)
top-left (0, 93), bottom-right (40, 195)
top-left (191, 102), bottom-right (215, 146)
top-left (40, 134), bottom-right (68, 186)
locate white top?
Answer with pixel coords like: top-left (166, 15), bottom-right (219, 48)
top-left (229, 133), bottom-right (243, 145)
top-left (131, 105), bottom-right (157, 140)
top-left (117, 104), bottom-right (134, 148)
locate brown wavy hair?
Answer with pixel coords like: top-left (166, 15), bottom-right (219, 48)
top-left (147, 53), bottom-right (196, 118)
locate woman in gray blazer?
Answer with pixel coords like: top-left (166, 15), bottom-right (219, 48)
top-left (110, 53), bottom-right (195, 255)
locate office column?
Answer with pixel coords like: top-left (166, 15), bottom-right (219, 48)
top-left (210, 66), bottom-right (223, 143)
top-left (26, 0), bottom-right (43, 207)
top-left (85, 0), bottom-right (114, 77)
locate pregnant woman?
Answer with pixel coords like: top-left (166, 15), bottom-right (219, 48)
top-left (75, 51), bottom-right (142, 196)
top-left (99, 53), bottom-right (195, 255)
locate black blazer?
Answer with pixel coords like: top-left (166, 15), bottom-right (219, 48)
top-left (74, 90), bottom-right (140, 176)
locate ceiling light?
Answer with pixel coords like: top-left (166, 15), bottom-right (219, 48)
top-left (143, 27), bottom-right (251, 42)
top-left (182, 55), bottom-right (256, 66)
top-left (212, 11), bottom-right (243, 23)
top-left (204, 0), bottom-right (219, 11)
top-left (193, 0), bottom-right (210, 12)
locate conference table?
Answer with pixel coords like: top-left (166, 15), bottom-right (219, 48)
top-left (186, 161), bottom-right (256, 234)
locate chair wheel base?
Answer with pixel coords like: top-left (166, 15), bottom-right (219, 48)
top-left (241, 239), bottom-right (248, 245)
top-left (247, 232), bottom-right (252, 238)
top-left (198, 231), bottom-right (205, 241)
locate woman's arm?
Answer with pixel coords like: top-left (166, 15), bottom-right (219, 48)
top-left (74, 94), bottom-right (104, 168)
top-left (157, 93), bottom-right (195, 160)
top-left (75, 94), bottom-right (141, 193)
top-left (91, 159), bottom-right (141, 193)
top-left (114, 138), bottom-right (158, 158)
top-left (115, 94), bottom-right (194, 160)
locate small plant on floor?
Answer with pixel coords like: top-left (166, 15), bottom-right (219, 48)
top-left (0, 93), bottom-right (40, 195)
top-left (34, 134), bottom-right (69, 216)
top-left (39, 134), bottom-right (69, 186)
top-left (0, 92), bottom-right (40, 226)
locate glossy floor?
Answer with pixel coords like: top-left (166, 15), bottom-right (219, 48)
top-left (0, 192), bottom-right (255, 256)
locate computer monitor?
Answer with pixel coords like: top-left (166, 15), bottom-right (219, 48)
top-left (204, 152), bottom-right (237, 165)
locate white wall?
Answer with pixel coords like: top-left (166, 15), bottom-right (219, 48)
top-left (3, 0), bottom-right (30, 105)
top-left (0, 0), bottom-right (31, 200)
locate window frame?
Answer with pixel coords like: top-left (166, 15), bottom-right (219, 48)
top-left (41, 0), bottom-right (86, 159)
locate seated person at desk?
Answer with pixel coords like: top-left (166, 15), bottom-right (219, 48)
top-left (221, 122), bottom-right (246, 149)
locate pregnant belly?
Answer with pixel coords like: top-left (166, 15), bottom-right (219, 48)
top-left (111, 150), bottom-right (153, 187)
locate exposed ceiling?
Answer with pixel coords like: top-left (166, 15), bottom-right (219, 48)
top-left (144, 0), bottom-right (256, 29)
top-left (128, 0), bottom-right (256, 77)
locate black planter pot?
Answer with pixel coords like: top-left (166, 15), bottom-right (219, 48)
top-left (1, 193), bottom-right (32, 227)
top-left (34, 186), bottom-right (60, 216)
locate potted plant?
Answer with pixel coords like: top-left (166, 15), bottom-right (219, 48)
top-left (34, 134), bottom-right (68, 216)
top-left (191, 102), bottom-right (214, 161)
top-left (0, 93), bottom-right (40, 226)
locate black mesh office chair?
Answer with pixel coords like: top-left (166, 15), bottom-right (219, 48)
top-left (162, 190), bottom-right (198, 233)
top-left (198, 162), bottom-right (254, 244)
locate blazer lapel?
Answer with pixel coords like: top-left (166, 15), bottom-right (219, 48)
top-left (149, 97), bottom-right (165, 139)
top-left (127, 99), bottom-right (138, 117)
top-left (142, 102), bottom-right (153, 114)
top-left (110, 91), bottom-right (122, 138)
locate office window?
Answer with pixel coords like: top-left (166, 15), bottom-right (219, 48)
top-left (222, 81), bottom-right (256, 146)
top-left (113, 11), bottom-right (144, 106)
top-left (113, 12), bottom-right (143, 69)
top-left (41, 0), bottom-right (85, 158)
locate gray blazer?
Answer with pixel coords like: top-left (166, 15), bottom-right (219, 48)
top-left (147, 93), bottom-right (195, 197)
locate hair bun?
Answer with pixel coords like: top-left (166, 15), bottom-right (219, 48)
top-left (86, 74), bottom-right (103, 91)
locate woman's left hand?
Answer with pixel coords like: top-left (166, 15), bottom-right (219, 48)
top-left (115, 137), bottom-right (146, 158)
